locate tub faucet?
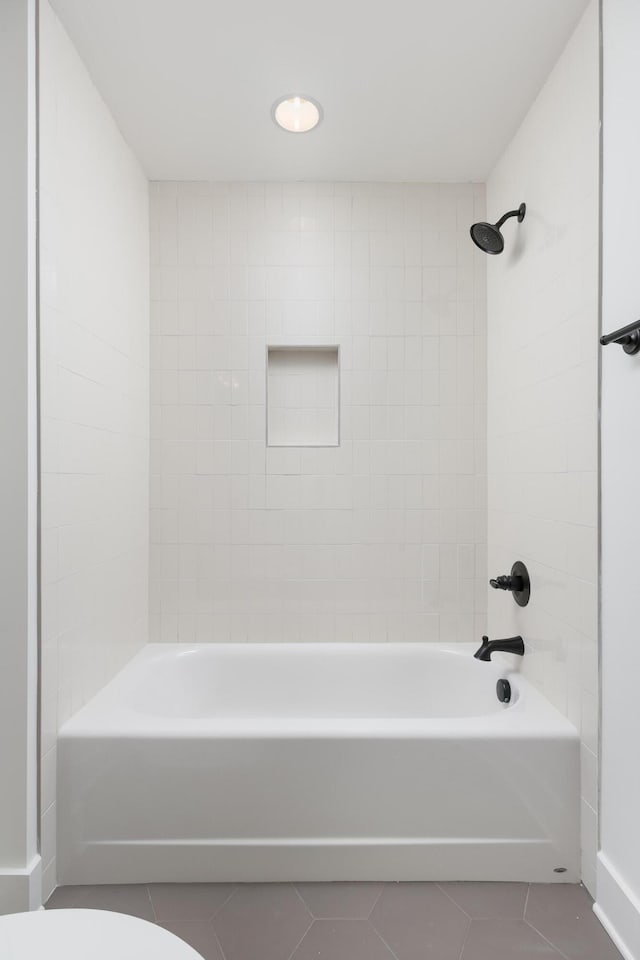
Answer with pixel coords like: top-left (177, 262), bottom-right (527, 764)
top-left (474, 635), bottom-right (525, 661)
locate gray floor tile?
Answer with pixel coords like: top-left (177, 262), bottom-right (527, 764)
top-left (370, 882), bottom-right (469, 960)
top-left (160, 922), bottom-right (225, 960)
top-left (461, 919), bottom-right (561, 959)
top-left (526, 883), bottom-right (623, 960)
top-left (439, 882), bottom-right (529, 918)
top-left (149, 883), bottom-right (236, 922)
top-left (212, 883), bottom-right (313, 960)
top-left (291, 918), bottom-right (396, 960)
top-left (294, 882), bottom-right (384, 918)
top-left (44, 879), bottom-right (623, 960)
top-left (45, 883), bottom-right (154, 921)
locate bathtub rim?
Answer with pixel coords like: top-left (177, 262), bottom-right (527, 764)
top-left (58, 641), bottom-right (579, 741)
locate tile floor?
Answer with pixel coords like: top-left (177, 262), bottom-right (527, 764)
top-left (46, 881), bottom-right (622, 960)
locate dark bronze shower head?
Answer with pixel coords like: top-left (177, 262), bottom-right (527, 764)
top-left (470, 202), bottom-right (526, 254)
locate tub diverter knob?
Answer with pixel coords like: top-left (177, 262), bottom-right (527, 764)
top-left (489, 560), bottom-right (530, 607)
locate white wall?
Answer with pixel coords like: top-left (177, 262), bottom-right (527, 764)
top-left (149, 182), bottom-right (487, 645)
top-left (597, 1), bottom-right (640, 956)
top-left (486, 1), bottom-right (599, 892)
top-left (38, 0), bottom-right (150, 900)
top-left (0, 0), bottom-right (40, 915)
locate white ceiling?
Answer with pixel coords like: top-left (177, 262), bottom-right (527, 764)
top-left (50, 0), bottom-right (589, 182)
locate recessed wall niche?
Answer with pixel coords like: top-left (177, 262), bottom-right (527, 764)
top-left (266, 346), bottom-right (340, 447)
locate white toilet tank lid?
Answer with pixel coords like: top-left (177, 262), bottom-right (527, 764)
top-left (0, 908), bottom-right (204, 960)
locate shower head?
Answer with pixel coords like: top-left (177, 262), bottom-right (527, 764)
top-left (470, 203), bottom-right (526, 254)
top-left (470, 221), bottom-right (505, 255)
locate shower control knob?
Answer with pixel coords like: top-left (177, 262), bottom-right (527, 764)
top-left (490, 574), bottom-right (523, 592)
top-left (488, 561), bottom-right (531, 607)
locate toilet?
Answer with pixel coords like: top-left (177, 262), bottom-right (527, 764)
top-left (0, 909), bottom-right (204, 959)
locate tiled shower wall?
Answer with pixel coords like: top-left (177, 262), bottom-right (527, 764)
top-left (39, 0), bottom-right (149, 899)
top-left (150, 182), bottom-right (487, 644)
top-left (486, 1), bottom-right (599, 892)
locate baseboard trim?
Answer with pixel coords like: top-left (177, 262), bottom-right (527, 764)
top-left (595, 852), bottom-right (640, 960)
top-left (0, 855), bottom-right (42, 915)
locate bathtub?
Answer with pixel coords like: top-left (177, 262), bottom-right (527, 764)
top-left (57, 643), bottom-right (579, 884)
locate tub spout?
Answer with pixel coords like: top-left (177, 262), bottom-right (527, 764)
top-left (474, 635), bottom-right (525, 661)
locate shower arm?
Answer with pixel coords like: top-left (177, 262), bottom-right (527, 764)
top-left (495, 208), bottom-right (523, 230)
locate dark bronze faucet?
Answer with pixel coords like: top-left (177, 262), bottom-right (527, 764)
top-left (474, 635), bottom-right (525, 661)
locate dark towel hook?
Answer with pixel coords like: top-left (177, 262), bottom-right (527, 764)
top-left (600, 318), bottom-right (640, 355)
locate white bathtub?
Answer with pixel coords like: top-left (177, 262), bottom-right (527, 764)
top-left (57, 643), bottom-right (579, 884)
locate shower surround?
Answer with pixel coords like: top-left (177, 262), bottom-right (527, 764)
top-left (149, 182), bottom-right (488, 644)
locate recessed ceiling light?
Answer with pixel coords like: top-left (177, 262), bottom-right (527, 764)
top-left (272, 95), bottom-right (322, 133)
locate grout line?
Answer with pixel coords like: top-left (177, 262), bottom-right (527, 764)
top-left (369, 920), bottom-right (403, 960)
top-left (146, 885), bottom-right (158, 923)
top-left (366, 881), bottom-right (387, 919)
top-left (523, 882), bottom-right (531, 919)
top-left (284, 916), bottom-right (315, 960)
top-left (435, 882), bottom-right (473, 921)
top-left (210, 883), bottom-right (240, 921)
top-left (523, 918), bottom-right (571, 960)
top-left (455, 917), bottom-right (473, 960)
top-left (210, 922), bottom-right (229, 960)
top-left (289, 882), bottom-right (315, 920)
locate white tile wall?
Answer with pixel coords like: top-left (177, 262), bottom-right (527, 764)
top-left (486, 1), bottom-right (599, 893)
top-left (38, 0), bottom-right (149, 899)
top-left (149, 181), bottom-right (487, 645)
